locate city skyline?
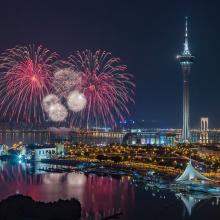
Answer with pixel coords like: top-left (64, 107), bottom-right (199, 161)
top-left (0, 1), bottom-right (220, 128)
top-left (1, 2), bottom-right (220, 220)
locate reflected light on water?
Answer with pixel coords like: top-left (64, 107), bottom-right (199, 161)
top-left (67, 173), bottom-right (86, 187)
top-left (1, 161), bottom-right (219, 220)
top-left (0, 161), bottom-right (135, 220)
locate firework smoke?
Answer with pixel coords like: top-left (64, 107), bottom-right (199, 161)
top-left (53, 68), bottom-right (81, 98)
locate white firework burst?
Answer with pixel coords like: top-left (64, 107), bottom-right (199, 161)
top-left (48, 103), bottom-right (68, 122)
top-left (67, 90), bottom-right (87, 112)
top-left (42, 94), bottom-right (60, 113)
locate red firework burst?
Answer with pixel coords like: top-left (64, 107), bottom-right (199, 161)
top-left (67, 49), bottom-right (135, 128)
top-left (0, 45), bottom-right (59, 123)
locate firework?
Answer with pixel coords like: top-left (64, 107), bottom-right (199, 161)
top-left (42, 94), bottom-right (60, 113)
top-left (53, 68), bottom-right (81, 98)
top-left (67, 90), bottom-right (87, 112)
top-left (0, 45), bottom-right (59, 123)
top-left (48, 103), bottom-right (67, 122)
top-left (67, 49), bottom-right (135, 128)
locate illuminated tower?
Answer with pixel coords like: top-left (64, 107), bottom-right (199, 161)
top-left (177, 17), bottom-right (195, 143)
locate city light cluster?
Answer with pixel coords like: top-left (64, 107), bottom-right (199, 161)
top-left (64, 143), bottom-right (220, 178)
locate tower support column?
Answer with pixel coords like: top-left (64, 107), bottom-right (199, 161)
top-left (182, 71), bottom-right (190, 141)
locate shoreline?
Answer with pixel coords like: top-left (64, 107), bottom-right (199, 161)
top-left (41, 158), bottom-right (181, 179)
top-left (40, 158), bottom-right (220, 183)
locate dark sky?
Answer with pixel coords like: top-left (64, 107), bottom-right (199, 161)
top-left (0, 0), bottom-right (219, 128)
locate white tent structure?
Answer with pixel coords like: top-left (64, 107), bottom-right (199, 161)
top-left (176, 160), bottom-right (211, 182)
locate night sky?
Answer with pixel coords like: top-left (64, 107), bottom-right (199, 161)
top-left (0, 0), bottom-right (220, 128)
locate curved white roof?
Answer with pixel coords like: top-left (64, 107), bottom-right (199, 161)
top-left (176, 160), bottom-right (210, 182)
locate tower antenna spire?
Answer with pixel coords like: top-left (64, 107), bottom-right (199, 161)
top-left (184, 16), bottom-right (190, 55)
top-left (185, 16), bottom-right (188, 38)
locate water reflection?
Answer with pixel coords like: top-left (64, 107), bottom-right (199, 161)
top-left (176, 193), bottom-right (211, 217)
top-left (0, 161), bottom-right (220, 219)
top-left (0, 161), bottom-right (135, 220)
top-left (0, 132), bottom-right (50, 145)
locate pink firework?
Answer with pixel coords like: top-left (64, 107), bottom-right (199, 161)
top-left (0, 45), bottom-right (59, 123)
top-left (67, 49), bottom-right (135, 128)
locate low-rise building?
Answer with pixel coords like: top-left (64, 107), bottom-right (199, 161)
top-left (123, 129), bottom-right (177, 146)
top-left (34, 146), bottom-right (56, 161)
top-left (25, 144), bottom-right (56, 161)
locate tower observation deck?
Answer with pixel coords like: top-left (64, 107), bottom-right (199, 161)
top-left (177, 17), bottom-right (195, 143)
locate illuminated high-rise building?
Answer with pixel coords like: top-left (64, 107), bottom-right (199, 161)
top-left (177, 17), bottom-right (195, 143)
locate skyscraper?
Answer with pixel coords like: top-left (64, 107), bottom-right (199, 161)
top-left (177, 17), bottom-right (195, 143)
